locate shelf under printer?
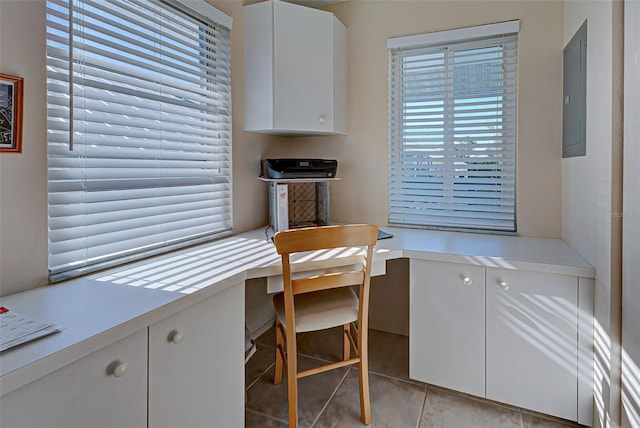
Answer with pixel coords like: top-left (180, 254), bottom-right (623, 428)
top-left (260, 158), bottom-right (339, 240)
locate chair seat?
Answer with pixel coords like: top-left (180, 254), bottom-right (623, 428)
top-left (273, 287), bottom-right (359, 333)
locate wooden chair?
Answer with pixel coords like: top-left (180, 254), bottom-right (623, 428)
top-left (272, 224), bottom-right (379, 427)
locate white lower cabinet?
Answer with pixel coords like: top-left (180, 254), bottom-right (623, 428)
top-left (1, 283), bottom-right (245, 428)
top-left (409, 259), bottom-right (485, 397)
top-left (410, 259), bottom-right (584, 422)
top-left (486, 267), bottom-right (578, 421)
top-left (148, 283), bottom-right (245, 428)
top-left (1, 329), bottom-right (148, 428)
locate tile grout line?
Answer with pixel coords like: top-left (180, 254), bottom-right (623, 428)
top-left (515, 403), bottom-right (524, 428)
top-left (298, 353), bottom-right (335, 363)
top-left (416, 383), bottom-right (430, 428)
top-left (252, 329), bottom-right (581, 428)
top-left (367, 369), bottom-right (426, 387)
top-left (245, 408), bottom-right (289, 426)
top-left (257, 342), bottom-right (338, 366)
top-left (310, 366), bottom-right (352, 428)
top-left (246, 360), bottom-right (276, 391)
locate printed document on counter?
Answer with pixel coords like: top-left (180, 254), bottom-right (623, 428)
top-left (0, 306), bottom-right (62, 351)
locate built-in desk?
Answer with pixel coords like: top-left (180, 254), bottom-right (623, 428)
top-left (0, 226), bottom-right (595, 427)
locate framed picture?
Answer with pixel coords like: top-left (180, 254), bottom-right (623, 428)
top-left (0, 74), bottom-right (24, 153)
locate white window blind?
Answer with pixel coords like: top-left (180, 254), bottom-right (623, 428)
top-left (388, 23), bottom-right (518, 232)
top-left (46, 0), bottom-right (233, 281)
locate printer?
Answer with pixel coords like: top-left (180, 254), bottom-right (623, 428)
top-left (262, 158), bottom-right (338, 179)
top-left (262, 158), bottom-right (337, 238)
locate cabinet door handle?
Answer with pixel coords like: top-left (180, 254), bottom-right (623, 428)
top-left (499, 281), bottom-right (510, 291)
top-left (462, 277), bottom-right (473, 286)
top-left (169, 329), bottom-right (184, 344)
top-left (112, 361), bottom-right (129, 378)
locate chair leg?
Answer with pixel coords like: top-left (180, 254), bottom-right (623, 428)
top-left (274, 319), bottom-right (284, 385)
top-left (358, 331), bottom-right (372, 424)
top-left (343, 324), bottom-right (350, 361)
top-left (286, 328), bottom-right (299, 428)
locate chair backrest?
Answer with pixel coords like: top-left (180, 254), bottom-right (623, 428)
top-left (273, 224), bottom-right (379, 296)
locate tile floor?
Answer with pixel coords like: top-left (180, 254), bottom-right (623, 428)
top-left (245, 326), bottom-right (583, 428)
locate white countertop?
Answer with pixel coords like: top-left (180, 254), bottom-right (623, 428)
top-left (0, 225), bottom-right (594, 395)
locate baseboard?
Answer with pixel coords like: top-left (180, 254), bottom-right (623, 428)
top-left (369, 321), bottom-right (408, 336)
top-left (250, 316), bottom-right (276, 340)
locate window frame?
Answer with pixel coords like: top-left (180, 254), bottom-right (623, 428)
top-left (45, 0), bottom-right (233, 282)
top-left (387, 21), bottom-right (519, 234)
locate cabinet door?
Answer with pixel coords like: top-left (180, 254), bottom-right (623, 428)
top-left (409, 259), bottom-right (485, 397)
top-left (486, 268), bottom-right (578, 421)
top-left (1, 329), bottom-right (147, 428)
top-left (273, 0), bottom-right (334, 132)
top-left (148, 283), bottom-right (245, 428)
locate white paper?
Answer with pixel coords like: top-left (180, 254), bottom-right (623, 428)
top-left (0, 307), bottom-right (62, 352)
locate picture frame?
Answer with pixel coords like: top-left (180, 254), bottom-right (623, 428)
top-left (0, 74), bottom-right (24, 154)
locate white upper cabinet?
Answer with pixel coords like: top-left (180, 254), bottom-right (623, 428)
top-left (244, 0), bottom-right (347, 135)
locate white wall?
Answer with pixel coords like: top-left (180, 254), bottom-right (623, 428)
top-left (280, 0), bottom-right (566, 340)
top-left (0, 1), bottom-right (632, 422)
top-left (562, 1), bottom-right (623, 426)
top-left (0, 1), bottom-right (49, 296)
top-left (211, 2), bottom-right (292, 233)
top-left (0, 0), bottom-right (569, 298)
top-left (0, 0), bottom-right (284, 297)
top-left (622, 1), bottom-right (640, 426)
top-left (290, 0), bottom-right (565, 239)
top-left (0, 0), bottom-right (573, 361)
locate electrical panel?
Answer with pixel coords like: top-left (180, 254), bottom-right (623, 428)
top-left (563, 20), bottom-right (587, 158)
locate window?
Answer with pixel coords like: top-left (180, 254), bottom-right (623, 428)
top-left (388, 21), bottom-right (519, 233)
top-left (46, 0), bottom-right (233, 281)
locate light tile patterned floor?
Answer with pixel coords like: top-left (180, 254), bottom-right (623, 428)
top-left (245, 327), bottom-right (582, 428)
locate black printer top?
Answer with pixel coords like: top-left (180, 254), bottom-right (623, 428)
top-left (263, 159), bottom-right (337, 179)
